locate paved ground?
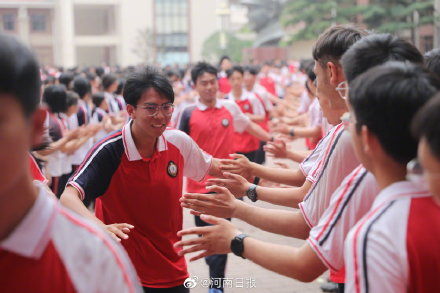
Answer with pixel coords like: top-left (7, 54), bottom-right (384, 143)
top-left (182, 139), bottom-right (326, 293)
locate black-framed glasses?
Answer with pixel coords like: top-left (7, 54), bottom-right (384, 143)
top-left (336, 81), bottom-right (349, 100)
top-left (135, 103), bottom-right (175, 117)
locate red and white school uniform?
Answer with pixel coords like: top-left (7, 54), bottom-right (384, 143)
top-left (307, 165), bottom-right (379, 283)
top-left (299, 124), bottom-right (359, 227)
top-left (345, 181), bottom-right (440, 293)
top-left (225, 91), bottom-right (265, 154)
top-left (298, 124), bottom-right (359, 283)
top-left (0, 184), bottom-right (140, 292)
top-left (68, 122), bottom-right (212, 288)
top-left (178, 98), bottom-right (250, 194)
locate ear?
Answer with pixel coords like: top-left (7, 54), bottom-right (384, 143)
top-left (361, 125), bottom-right (381, 158)
top-left (326, 61), bottom-right (344, 87)
top-left (126, 104), bottom-right (136, 119)
top-left (30, 107), bottom-right (48, 148)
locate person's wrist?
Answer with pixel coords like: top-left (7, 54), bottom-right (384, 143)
top-left (232, 199), bottom-right (247, 219)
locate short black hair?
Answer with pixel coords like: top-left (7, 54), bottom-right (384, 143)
top-left (312, 24), bottom-right (368, 66)
top-left (244, 65), bottom-right (259, 76)
top-left (412, 95), bottom-right (440, 159)
top-left (58, 72), bottom-right (74, 89)
top-left (123, 66), bottom-right (174, 106)
top-left (66, 91), bottom-right (79, 108)
top-left (342, 33), bottom-right (423, 83)
top-left (115, 78), bottom-right (125, 96)
top-left (102, 73), bottom-right (117, 91)
top-left (226, 65), bottom-right (244, 78)
top-left (349, 61), bottom-right (440, 164)
top-left (73, 76), bottom-right (91, 99)
top-left (0, 34), bottom-right (41, 117)
top-left (303, 60), bottom-right (316, 81)
top-left (92, 92), bottom-right (105, 108)
top-left (191, 62), bottom-right (218, 84)
top-left (43, 85), bottom-right (68, 114)
top-left (424, 48), bottom-right (440, 77)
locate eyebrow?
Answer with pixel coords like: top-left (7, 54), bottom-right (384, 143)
top-left (141, 102), bottom-right (172, 106)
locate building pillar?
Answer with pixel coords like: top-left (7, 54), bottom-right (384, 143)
top-left (17, 6), bottom-right (30, 44)
top-left (54, 0), bottom-right (75, 67)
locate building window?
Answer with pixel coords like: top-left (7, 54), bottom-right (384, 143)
top-left (30, 11), bottom-right (49, 32)
top-left (2, 13), bottom-right (15, 31)
top-left (154, 0), bottom-right (189, 65)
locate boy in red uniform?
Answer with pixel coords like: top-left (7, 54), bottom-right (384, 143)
top-left (178, 62), bottom-right (270, 293)
top-left (61, 67), bottom-right (225, 292)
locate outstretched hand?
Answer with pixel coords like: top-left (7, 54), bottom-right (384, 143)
top-left (180, 185), bottom-right (239, 218)
top-left (174, 214), bottom-right (241, 261)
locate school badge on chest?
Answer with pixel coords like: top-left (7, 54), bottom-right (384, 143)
top-left (221, 118), bottom-right (230, 127)
top-left (167, 161), bottom-right (178, 178)
top-left (243, 104), bottom-right (250, 111)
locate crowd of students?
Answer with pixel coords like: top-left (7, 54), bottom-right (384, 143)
top-left (1, 23), bottom-right (440, 293)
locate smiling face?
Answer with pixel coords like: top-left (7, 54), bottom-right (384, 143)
top-left (126, 88), bottom-right (172, 139)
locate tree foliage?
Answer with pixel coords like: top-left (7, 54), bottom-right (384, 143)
top-left (281, 0), bottom-right (434, 42)
top-left (202, 31), bottom-right (253, 63)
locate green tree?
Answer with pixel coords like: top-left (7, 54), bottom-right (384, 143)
top-left (201, 31), bottom-right (253, 63)
top-left (281, 0), bottom-right (434, 42)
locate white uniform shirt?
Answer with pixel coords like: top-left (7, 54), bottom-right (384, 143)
top-left (308, 166), bottom-right (379, 273)
top-left (0, 184), bottom-right (141, 293)
top-left (345, 181), bottom-right (440, 293)
top-left (299, 125), bottom-right (360, 227)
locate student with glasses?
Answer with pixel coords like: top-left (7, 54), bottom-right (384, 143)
top-left (61, 67), bottom-right (225, 293)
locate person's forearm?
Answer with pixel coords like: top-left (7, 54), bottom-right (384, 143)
top-left (242, 238), bottom-right (325, 282)
top-left (234, 201), bottom-right (310, 239)
top-left (63, 136), bottom-right (90, 154)
top-left (291, 126), bottom-right (321, 139)
top-left (256, 180), bottom-right (312, 208)
top-left (60, 186), bottom-right (104, 227)
top-left (286, 150), bottom-right (311, 163)
top-left (250, 163), bottom-right (305, 186)
top-left (246, 113), bottom-right (265, 123)
top-left (245, 122), bottom-right (271, 142)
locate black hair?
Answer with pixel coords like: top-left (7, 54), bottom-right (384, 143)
top-left (86, 72), bottom-right (97, 82)
top-left (43, 85), bottom-right (68, 114)
top-left (342, 33), bottom-right (423, 83)
top-left (123, 66), bottom-right (174, 106)
top-left (92, 92), bottom-right (105, 108)
top-left (58, 72), bottom-right (74, 89)
top-left (115, 79), bottom-right (125, 96)
top-left (226, 65), bottom-right (244, 78)
top-left (303, 60), bottom-right (316, 82)
top-left (191, 62), bottom-right (218, 84)
top-left (0, 34), bottom-right (41, 117)
top-left (102, 74), bottom-right (117, 91)
top-left (412, 95), bottom-right (440, 159)
top-left (95, 66), bottom-right (105, 77)
top-left (244, 65), bottom-right (260, 76)
top-left (424, 48), bottom-right (440, 77)
top-left (66, 91), bottom-right (79, 108)
top-left (73, 76), bottom-right (91, 99)
top-left (44, 75), bottom-right (55, 86)
top-left (349, 61), bottom-right (440, 164)
top-left (219, 55), bottom-right (231, 66)
top-left (312, 24), bottom-right (368, 66)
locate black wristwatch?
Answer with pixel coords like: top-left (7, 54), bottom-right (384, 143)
top-left (230, 233), bottom-right (248, 258)
top-left (289, 128), bottom-right (295, 137)
top-left (246, 184), bottom-right (258, 202)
